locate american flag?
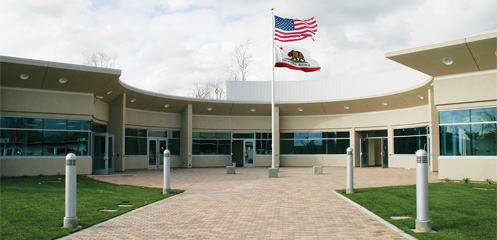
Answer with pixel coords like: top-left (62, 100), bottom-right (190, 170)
top-left (274, 15), bottom-right (317, 42)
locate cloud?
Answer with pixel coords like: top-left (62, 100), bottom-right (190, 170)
top-left (1, 0), bottom-right (496, 97)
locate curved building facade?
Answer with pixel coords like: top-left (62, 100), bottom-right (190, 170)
top-left (1, 32), bottom-right (496, 181)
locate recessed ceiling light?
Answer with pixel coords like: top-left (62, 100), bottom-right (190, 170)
top-left (130, 98), bottom-right (136, 103)
top-left (418, 95), bottom-right (424, 100)
top-left (20, 73), bottom-right (29, 80)
top-left (59, 77), bottom-right (68, 84)
top-left (95, 95), bottom-right (104, 100)
top-left (106, 90), bottom-right (113, 95)
top-left (381, 101), bottom-right (388, 106)
top-left (207, 107), bottom-right (213, 111)
top-left (298, 108), bottom-right (303, 112)
top-left (344, 105), bottom-right (350, 109)
top-left (251, 108), bottom-right (256, 112)
top-left (164, 104), bottom-right (170, 108)
top-left (442, 57), bottom-right (453, 66)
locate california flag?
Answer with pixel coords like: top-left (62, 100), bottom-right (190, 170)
top-left (274, 43), bottom-right (320, 72)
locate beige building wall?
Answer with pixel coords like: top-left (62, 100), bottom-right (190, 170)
top-left (126, 108), bottom-right (181, 129)
top-left (1, 157), bottom-right (92, 176)
top-left (93, 100), bottom-right (109, 123)
top-left (192, 155), bottom-right (231, 167)
top-left (433, 70), bottom-right (497, 181)
top-left (181, 104), bottom-right (193, 168)
top-left (124, 155), bottom-right (182, 169)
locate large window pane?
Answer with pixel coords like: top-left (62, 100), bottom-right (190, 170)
top-left (1, 129), bottom-right (18, 156)
top-left (18, 118), bottom-right (43, 129)
top-left (232, 133), bottom-right (254, 139)
top-left (394, 136), bottom-right (427, 154)
top-left (217, 140), bottom-right (231, 154)
top-left (44, 119), bottom-right (67, 130)
top-left (440, 125), bottom-right (471, 156)
top-left (68, 120), bottom-right (90, 131)
top-left (17, 130), bottom-right (42, 156)
top-left (43, 131), bottom-right (67, 156)
top-left (394, 127), bottom-right (428, 136)
top-left (125, 137), bottom-right (147, 155)
top-left (471, 123), bottom-right (497, 156)
top-left (148, 130), bottom-right (167, 137)
top-left (326, 139), bottom-right (349, 154)
top-left (440, 109), bottom-right (470, 124)
top-left (1, 117), bottom-right (17, 128)
top-left (470, 107), bottom-right (497, 123)
top-left (168, 139), bottom-right (180, 155)
top-left (67, 132), bottom-right (89, 156)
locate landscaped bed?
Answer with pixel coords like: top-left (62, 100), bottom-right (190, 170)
top-left (1, 175), bottom-right (183, 240)
top-left (337, 182), bottom-right (496, 240)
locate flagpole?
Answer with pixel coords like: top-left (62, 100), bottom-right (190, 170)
top-left (271, 8), bottom-right (276, 169)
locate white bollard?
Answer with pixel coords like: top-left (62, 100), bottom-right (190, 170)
top-left (163, 149), bottom-right (171, 194)
top-left (63, 153), bottom-right (78, 228)
top-left (415, 149), bottom-right (432, 232)
top-left (346, 147), bottom-right (354, 194)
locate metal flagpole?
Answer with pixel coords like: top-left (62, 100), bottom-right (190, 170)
top-left (271, 8), bottom-right (275, 169)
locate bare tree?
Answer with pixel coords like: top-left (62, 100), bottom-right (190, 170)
top-left (190, 82), bottom-right (212, 99)
top-left (189, 81), bottom-right (226, 100)
top-left (84, 51), bottom-right (116, 68)
top-left (229, 40), bottom-right (253, 81)
top-left (207, 81), bottom-right (226, 100)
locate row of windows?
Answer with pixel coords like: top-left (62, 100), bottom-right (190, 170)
top-left (124, 128), bottom-right (181, 155)
top-left (280, 132), bottom-right (350, 155)
top-left (1, 116), bottom-right (90, 131)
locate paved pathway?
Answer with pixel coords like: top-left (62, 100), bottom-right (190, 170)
top-left (65, 167), bottom-right (438, 239)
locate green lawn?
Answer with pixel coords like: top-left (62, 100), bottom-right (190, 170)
top-left (337, 183), bottom-right (497, 240)
top-left (1, 175), bottom-right (183, 240)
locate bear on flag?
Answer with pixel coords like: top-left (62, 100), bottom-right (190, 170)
top-left (274, 43), bottom-right (320, 72)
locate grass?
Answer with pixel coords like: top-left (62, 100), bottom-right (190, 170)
top-left (1, 175), bottom-right (183, 240)
top-left (337, 183), bottom-right (497, 240)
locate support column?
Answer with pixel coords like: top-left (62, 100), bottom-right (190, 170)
top-left (108, 93), bottom-right (125, 171)
top-left (181, 104), bottom-right (192, 168)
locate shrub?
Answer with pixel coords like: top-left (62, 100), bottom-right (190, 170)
top-left (460, 177), bottom-right (471, 184)
top-left (484, 178), bottom-right (494, 185)
top-left (442, 177), bottom-right (451, 183)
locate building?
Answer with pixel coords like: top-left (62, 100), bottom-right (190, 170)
top-left (1, 32), bottom-right (495, 181)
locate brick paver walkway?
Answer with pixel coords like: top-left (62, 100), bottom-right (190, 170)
top-left (64, 167), bottom-right (438, 239)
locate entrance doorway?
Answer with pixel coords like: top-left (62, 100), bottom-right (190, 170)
top-left (148, 138), bottom-right (167, 169)
top-left (92, 133), bottom-right (115, 175)
top-left (232, 139), bottom-right (255, 167)
top-left (359, 130), bottom-right (388, 168)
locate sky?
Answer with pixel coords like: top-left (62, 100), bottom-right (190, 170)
top-left (1, 0), bottom-right (496, 97)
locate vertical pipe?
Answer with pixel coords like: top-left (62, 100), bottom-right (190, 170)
top-left (163, 149), bottom-right (171, 194)
top-left (415, 149), bottom-right (432, 232)
top-left (63, 153), bottom-right (78, 228)
top-left (271, 9), bottom-right (276, 170)
top-left (346, 147), bottom-right (354, 194)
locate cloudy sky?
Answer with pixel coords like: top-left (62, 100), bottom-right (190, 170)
top-left (1, 0), bottom-right (496, 97)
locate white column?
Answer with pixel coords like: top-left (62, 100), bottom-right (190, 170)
top-left (346, 147), bottom-right (354, 194)
top-left (415, 149), bottom-right (432, 232)
top-left (63, 153), bottom-right (78, 228)
top-left (163, 149), bottom-right (171, 194)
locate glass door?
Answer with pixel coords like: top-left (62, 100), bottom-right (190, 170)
top-left (92, 133), bottom-right (114, 175)
top-left (381, 138), bottom-right (388, 168)
top-left (243, 140), bottom-right (255, 167)
top-left (360, 138), bottom-right (368, 168)
top-left (148, 138), bottom-right (167, 169)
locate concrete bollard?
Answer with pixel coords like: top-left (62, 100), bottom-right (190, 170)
top-left (415, 149), bottom-right (432, 232)
top-left (313, 166), bottom-right (323, 175)
top-left (268, 168), bottom-right (278, 178)
top-left (163, 149), bottom-right (171, 194)
top-left (346, 147), bottom-right (354, 194)
top-left (63, 153), bottom-right (78, 228)
top-left (226, 166), bottom-right (236, 174)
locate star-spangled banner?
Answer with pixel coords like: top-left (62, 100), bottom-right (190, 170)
top-left (274, 15), bottom-right (317, 42)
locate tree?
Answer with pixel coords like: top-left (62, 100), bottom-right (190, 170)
top-left (189, 81), bottom-right (226, 100)
top-left (84, 51), bottom-right (116, 68)
top-left (228, 40), bottom-right (253, 81)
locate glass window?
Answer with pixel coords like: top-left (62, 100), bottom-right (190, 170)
top-left (1, 117), bottom-right (17, 129)
top-left (168, 138), bottom-right (180, 155)
top-left (362, 130), bottom-right (387, 138)
top-left (256, 139), bottom-right (272, 155)
top-left (1, 129), bottom-right (18, 156)
top-left (232, 133), bottom-right (254, 139)
top-left (42, 131), bottom-right (67, 156)
top-left (440, 109), bottom-right (470, 124)
top-left (471, 107), bottom-right (497, 123)
top-left (440, 125), bottom-right (472, 156)
top-left (91, 122), bottom-right (107, 133)
top-left (394, 136), bottom-right (427, 154)
top-left (280, 131), bottom-right (350, 155)
top-left (326, 139), bottom-right (349, 154)
top-left (148, 130), bottom-right (167, 137)
top-left (17, 130), bottom-right (43, 156)
top-left (44, 119), bottom-right (67, 130)
top-left (256, 133), bottom-right (271, 139)
top-left (18, 118), bottom-right (43, 129)
top-left (471, 123), bottom-right (496, 156)
top-left (68, 120), bottom-right (90, 131)
top-left (67, 132), bottom-right (90, 156)
top-left (125, 137), bottom-right (147, 155)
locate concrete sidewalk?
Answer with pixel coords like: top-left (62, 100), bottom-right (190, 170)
top-left (65, 167), bottom-right (438, 239)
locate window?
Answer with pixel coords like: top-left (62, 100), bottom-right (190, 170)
top-left (394, 127), bottom-right (428, 154)
top-left (125, 128), bottom-right (147, 155)
top-left (280, 131), bottom-right (350, 155)
top-left (439, 107), bottom-right (496, 156)
top-left (192, 132), bottom-right (231, 155)
top-left (167, 131), bottom-right (181, 155)
top-left (0, 116), bottom-right (90, 156)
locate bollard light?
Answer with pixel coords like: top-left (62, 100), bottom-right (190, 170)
top-left (63, 153), bottom-right (78, 228)
top-left (415, 149), bottom-right (433, 232)
top-left (163, 149), bottom-right (171, 194)
top-left (346, 147), bottom-right (354, 194)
